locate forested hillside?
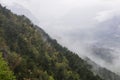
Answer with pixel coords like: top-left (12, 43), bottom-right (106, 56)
top-left (0, 4), bottom-right (103, 80)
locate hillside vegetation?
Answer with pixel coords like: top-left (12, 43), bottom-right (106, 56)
top-left (0, 4), bottom-right (103, 80)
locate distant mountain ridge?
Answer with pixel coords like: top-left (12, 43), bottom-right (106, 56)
top-left (85, 57), bottom-right (120, 80)
top-left (88, 16), bottom-right (120, 74)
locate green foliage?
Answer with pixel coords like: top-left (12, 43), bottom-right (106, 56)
top-left (49, 76), bottom-right (54, 80)
top-left (0, 53), bottom-right (16, 80)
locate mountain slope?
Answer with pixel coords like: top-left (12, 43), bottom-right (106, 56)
top-left (0, 4), bottom-right (104, 80)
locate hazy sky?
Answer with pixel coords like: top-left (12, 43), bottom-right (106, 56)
top-left (1, 0), bottom-right (120, 74)
top-left (1, 0), bottom-right (119, 42)
top-left (1, 0), bottom-right (120, 27)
